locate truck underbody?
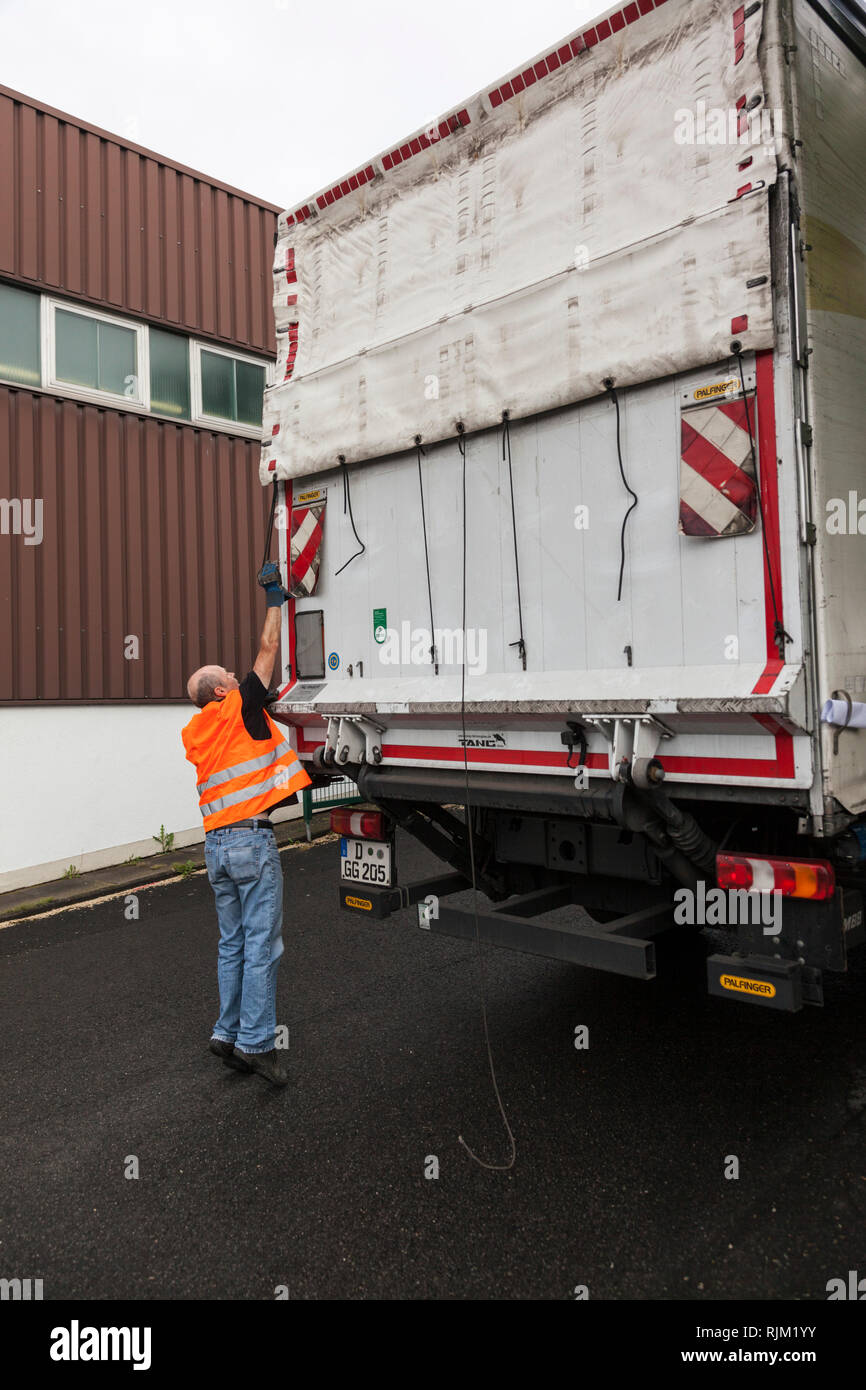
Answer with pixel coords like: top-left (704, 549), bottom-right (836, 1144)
top-left (310, 749), bottom-right (866, 1012)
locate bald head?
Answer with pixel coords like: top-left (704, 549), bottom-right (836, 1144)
top-left (186, 664), bottom-right (239, 707)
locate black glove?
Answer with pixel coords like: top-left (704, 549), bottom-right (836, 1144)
top-left (257, 561), bottom-right (289, 607)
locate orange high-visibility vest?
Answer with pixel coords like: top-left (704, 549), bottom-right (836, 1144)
top-left (182, 690), bottom-right (311, 831)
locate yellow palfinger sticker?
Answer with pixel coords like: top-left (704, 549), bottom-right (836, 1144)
top-left (345, 895), bottom-right (373, 910)
top-left (720, 974), bottom-right (776, 998)
top-left (693, 379), bottom-right (738, 401)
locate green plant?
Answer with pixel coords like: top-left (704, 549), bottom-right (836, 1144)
top-left (62, 864), bottom-right (81, 879)
top-left (153, 825), bottom-right (175, 854)
top-left (124, 854), bottom-right (142, 865)
top-left (3, 897), bottom-right (55, 919)
top-left (172, 861), bottom-right (198, 878)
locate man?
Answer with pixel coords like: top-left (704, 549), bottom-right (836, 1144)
top-left (182, 561), bottom-right (311, 1086)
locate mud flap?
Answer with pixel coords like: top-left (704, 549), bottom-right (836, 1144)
top-left (706, 954), bottom-right (823, 1011)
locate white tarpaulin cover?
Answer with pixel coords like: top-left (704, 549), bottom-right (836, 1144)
top-left (822, 700), bottom-right (866, 730)
top-left (261, 0), bottom-right (779, 484)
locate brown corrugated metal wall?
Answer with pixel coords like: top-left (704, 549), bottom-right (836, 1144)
top-left (0, 88), bottom-right (282, 703)
top-left (0, 386), bottom-right (274, 702)
top-left (0, 85), bottom-right (279, 353)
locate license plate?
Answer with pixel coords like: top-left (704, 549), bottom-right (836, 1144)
top-left (340, 837), bottom-right (393, 887)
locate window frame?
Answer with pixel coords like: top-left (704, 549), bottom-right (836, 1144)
top-left (44, 297), bottom-right (150, 411)
top-left (191, 339), bottom-right (269, 439)
top-left (0, 284), bottom-right (271, 440)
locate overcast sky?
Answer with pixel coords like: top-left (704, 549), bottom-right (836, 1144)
top-left (2, 0), bottom-right (603, 208)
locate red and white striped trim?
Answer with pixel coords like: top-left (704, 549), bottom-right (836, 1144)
top-left (383, 112), bottom-right (471, 170)
top-left (281, 322), bottom-right (299, 382)
top-left (733, 4), bottom-right (746, 64)
top-left (280, 0), bottom-right (671, 228)
top-left (291, 719), bottom-right (797, 782)
top-left (285, 246), bottom-right (298, 308)
top-left (488, 0), bottom-right (666, 107)
top-left (751, 351), bottom-right (785, 693)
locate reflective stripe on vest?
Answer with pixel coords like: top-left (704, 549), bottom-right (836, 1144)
top-left (196, 741), bottom-right (293, 797)
top-left (201, 768), bottom-right (297, 818)
top-left (199, 756), bottom-right (310, 829)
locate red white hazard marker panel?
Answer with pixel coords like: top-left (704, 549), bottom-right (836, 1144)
top-left (289, 501), bottom-right (326, 596)
top-left (679, 396), bottom-right (758, 538)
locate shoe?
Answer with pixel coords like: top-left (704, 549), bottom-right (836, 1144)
top-left (232, 1048), bottom-right (288, 1087)
top-left (209, 1038), bottom-right (251, 1072)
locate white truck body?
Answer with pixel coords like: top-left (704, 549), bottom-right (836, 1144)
top-left (258, 0), bottom-right (866, 1005)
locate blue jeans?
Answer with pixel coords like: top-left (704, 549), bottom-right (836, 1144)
top-left (204, 826), bottom-right (284, 1054)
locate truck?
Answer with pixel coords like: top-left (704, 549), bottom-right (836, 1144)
top-left (259, 0), bottom-right (866, 1011)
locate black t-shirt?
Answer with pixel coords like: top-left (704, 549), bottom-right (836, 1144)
top-left (238, 670), bottom-right (272, 741)
top-left (237, 671), bottom-right (298, 809)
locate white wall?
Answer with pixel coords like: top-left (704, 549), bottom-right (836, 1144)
top-left (0, 706), bottom-right (302, 892)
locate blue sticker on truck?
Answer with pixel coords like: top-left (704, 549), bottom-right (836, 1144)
top-left (328, 652), bottom-right (339, 670)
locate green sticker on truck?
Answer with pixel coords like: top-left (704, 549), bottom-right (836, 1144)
top-left (373, 608), bottom-right (387, 644)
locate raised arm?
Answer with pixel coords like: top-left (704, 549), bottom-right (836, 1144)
top-left (253, 562), bottom-right (288, 689)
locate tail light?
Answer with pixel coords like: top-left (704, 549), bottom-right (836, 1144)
top-left (716, 853), bottom-right (835, 900)
top-left (331, 809), bottom-right (387, 839)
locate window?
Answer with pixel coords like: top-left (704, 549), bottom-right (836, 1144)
top-left (0, 283), bottom-right (40, 386)
top-left (196, 345), bottom-right (266, 429)
top-left (150, 328), bottom-right (190, 420)
top-left (47, 301), bottom-right (146, 406)
top-left (0, 288), bottom-right (270, 437)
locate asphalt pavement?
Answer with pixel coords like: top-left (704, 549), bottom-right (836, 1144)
top-left (1, 830), bottom-right (864, 1300)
